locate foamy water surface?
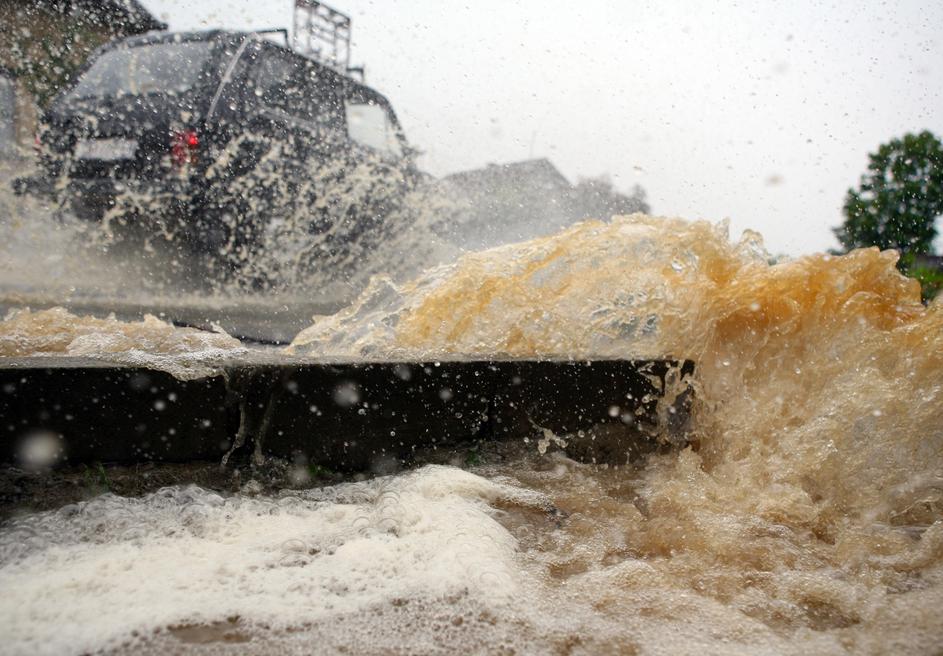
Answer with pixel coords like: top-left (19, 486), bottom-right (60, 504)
top-left (1, 215), bottom-right (941, 654)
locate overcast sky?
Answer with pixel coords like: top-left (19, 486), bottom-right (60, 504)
top-left (145, 0), bottom-right (943, 256)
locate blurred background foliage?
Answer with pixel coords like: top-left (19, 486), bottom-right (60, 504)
top-left (834, 130), bottom-right (943, 301)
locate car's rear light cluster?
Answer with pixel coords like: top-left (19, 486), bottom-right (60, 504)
top-left (170, 129), bottom-right (199, 167)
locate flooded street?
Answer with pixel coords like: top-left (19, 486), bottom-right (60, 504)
top-left (0, 160), bottom-right (460, 343)
top-left (2, 215), bottom-right (942, 654)
top-left (2, 0), bottom-right (942, 653)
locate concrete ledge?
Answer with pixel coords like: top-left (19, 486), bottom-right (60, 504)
top-left (0, 358), bottom-right (694, 470)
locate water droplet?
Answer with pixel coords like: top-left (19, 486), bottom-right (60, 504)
top-left (333, 382), bottom-right (361, 408)
top-left (17, 430), bottom-right (63, 469)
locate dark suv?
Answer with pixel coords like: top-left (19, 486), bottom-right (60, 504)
top-left (21, 30), bottom-right (417, 259)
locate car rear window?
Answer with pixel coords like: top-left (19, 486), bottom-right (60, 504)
top-left (64, 41), bottom-right (215, 101)
top-left (345, 99), bottom-right (403, 158)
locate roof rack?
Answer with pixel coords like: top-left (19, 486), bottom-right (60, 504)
top-left (292, 0), bottom-right (364, 81)
top-left (252, 28), bottom-right (290, 47)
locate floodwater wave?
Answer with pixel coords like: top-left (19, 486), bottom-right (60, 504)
top-left (0, 214), bottom-right (941, 654)
top-left (0, 306), bottom-right (246, 380)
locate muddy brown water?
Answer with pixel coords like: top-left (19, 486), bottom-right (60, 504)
top-left (0, 215), bottom-right (941, 654)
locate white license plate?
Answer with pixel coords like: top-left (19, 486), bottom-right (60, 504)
top-left (74, 138), bottom-right (138, 161)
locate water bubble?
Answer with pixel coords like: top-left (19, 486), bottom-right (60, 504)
top-left (17, 430), bottom-right (64, 469)
top-left (128, 374), bottom-right (150, 391)
top-left (334, 382), bottom-right (361, 408)
top-left (289, 465), bottom-right (310, 485)
top-left (439, 388), bottom-right (454, 401)
top-left (608, 405), bottom-right (620, 417)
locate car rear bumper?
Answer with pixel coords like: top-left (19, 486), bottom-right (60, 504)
top-left (66, 176), bottom-right (197, 222)
top-left (17, 172), bottom-right (225, 250)
top-left (12, 174), bottom-right (56, 199)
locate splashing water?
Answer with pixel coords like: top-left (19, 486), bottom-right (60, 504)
top-left (0, 306), bottom-right (245, 379)
top-left (0, 156), bottom-right (461, 342)
top-left (1, 214), bottom-right (942, 653)
top-left (295, 214), bottom-right (943, 653)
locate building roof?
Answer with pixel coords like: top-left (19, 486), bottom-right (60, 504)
top-left (442, 158), bottom-right (571, 195)
top-left (434, 157), bottom-right (649, 249)
top-left (108, 0), bottom-right (167, 32)
top-left (913, 254), bottom-right (943, 271)
top-left (435, 159), bottom-right (577, 249)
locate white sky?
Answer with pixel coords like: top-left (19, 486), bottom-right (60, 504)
top-left (145, 0), bottom-right (943, 256)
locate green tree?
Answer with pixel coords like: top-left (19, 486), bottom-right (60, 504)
top-left (834, 131), bottom-right (943, 261)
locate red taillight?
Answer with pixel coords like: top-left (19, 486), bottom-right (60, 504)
top-left (170, 129), bottom-right (199, 167)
